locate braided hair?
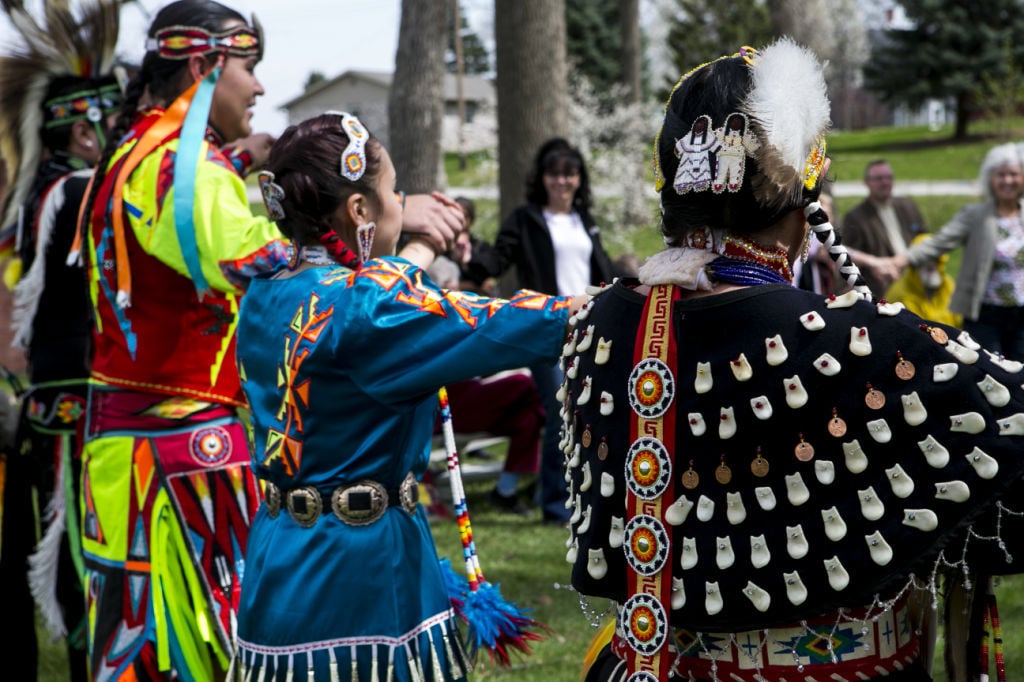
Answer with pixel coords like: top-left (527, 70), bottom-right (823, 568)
top-left (264, 113), bottom-right (384, 269)
top-left (77, 0), bottom-right (248, 240)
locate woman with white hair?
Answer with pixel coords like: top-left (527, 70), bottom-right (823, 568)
top-left (893, 142), bottom-right (1024, 358)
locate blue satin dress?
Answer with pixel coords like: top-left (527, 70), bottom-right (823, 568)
top-left (234, 257), bottom-right (570, 681)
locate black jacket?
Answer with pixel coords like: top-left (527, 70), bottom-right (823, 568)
top-left (465, 203), bottom-right (617, 296)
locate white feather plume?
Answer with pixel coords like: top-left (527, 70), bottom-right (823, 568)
top-left (742, 37), bottom-right (830, 204)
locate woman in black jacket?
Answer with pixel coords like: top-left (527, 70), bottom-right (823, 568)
top-left (467, 138), bottom-right (617, 522)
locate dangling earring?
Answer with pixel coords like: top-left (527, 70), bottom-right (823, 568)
top-left (356, 222), bottom-right (375, 263)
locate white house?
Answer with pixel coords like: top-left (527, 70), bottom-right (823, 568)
top-left (278, 69), bottom-right (497, 152)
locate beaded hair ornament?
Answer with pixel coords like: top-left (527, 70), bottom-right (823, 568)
top-left (145, 19), bottom-right (264, 61)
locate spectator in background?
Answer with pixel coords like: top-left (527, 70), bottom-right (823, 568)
top-left (891, 141), bottom-right (1024, 358)
top-left (840, 159), bottom-right (928, 297)
top-left (884, 233), bottom-right (963, 328)
top-left (465, 137), bottom-right (620, 524)
top-left (452, 195), bottom-right (500, 296)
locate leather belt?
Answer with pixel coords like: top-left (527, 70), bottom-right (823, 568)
top-left (263, 472), bottom-right (418, 527)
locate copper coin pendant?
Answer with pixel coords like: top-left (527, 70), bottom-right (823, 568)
top-left (715, 463), bottom-right (732, 485)
top-left (828, 416), bottom-right (848, 437)
top-left (582, 428), bottom-right (592, 448)
top-left (681, 469), bottom-right (700, 489)
top-left (865, 389), bottom-right (886, 410)
top-left (597, 441), bottom-right (609, 460)
top-left (930, 327), bottom-right (949, 344)
top-left (895, 360), bottom-right (915, 380)
top-left (751, 456), bottom-right (770, 477)
top-left (794, 441), bottom-right (815, 462)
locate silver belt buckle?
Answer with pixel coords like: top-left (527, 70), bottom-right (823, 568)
top-left (264, 481), bottom-right (282, 517)
top-left (331, 480), bottom-right (387, 526)
top-left (286, 486), bottom-right (322, 527)
top-left (397, 472), bottom-right (418, 514)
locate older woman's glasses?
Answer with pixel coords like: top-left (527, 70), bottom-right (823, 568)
top-left (544, 169), bottom-right (580, 179)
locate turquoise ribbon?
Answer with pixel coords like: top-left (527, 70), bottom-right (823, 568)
top-left (172, 67), bottom-right (220, 299)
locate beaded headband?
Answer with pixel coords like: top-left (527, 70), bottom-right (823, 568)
top-left (325, 110), bottom-right (370, 182)
top-left (43, 81), bottom-right (122, 129)
top-left (145, 19), bottom-right (263, 61)
top-left (258, 170), bottom-right (286, 221)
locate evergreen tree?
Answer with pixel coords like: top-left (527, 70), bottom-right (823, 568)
top-left (446, 3), bottom-right (491, 75)
top-left (863, 0), bottom-right (1024, 140)
top-left (660, 0), bottom-right (772, 98)
top-left (566, 0), bottom-right (621, 94)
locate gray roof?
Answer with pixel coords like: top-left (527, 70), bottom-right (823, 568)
top-left (279, 69), bottom-right (494, 110)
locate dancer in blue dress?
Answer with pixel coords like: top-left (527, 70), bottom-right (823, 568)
top-left (233, 111), bottom-right (586, 680)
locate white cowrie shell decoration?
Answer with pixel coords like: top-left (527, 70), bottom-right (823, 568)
top-left (957, 330), bottom-right (981, 350)
top-left (594, 337), bottom-right (612, 365)
top-left (565, 537), bottom-right (578, 563)
top-left (742, 581), bottom-right (771, 612)
top-left (566, 356), bottom-right (579, 379)
top-left (827, 290), bottom-right (861, 308)
top-left (600, 472), bottom-right (615, 497)
top-left (785, 473), bottom-right (810, 506)
top-left (599, 391), bottom-right (614, 416)
top-left (800, 310), bottom-right (826, 330)
top-left (849, 327), bottom-right (872, 356)
top-left (885, 464), bottom-right (914, 498)
top-left (986, 350), bottom-right (1024, 373)
top-left (718, 406), bottom-right (736, 439)
top-left (965, 447), bottom-right (998, 479)
top-left (687, 412), bottom-right (706, 436)
top-left (765, 334), bottom-right (788, 365)
top-left (556, 382), bottom-right (568, 402)
top-left (580, 461), bottom-right (592, 491)
top-left (569, 493), bottom-right (583, 522)
top-left (997, 413), bottom-right (1024, 436)
top-left (696, 495), bottom-right (715, 521)
top-left (918, 435), bottom-right (950, 468)
top-left (977, 375), bottom-right (1010, 407)
top-left (950, 412), bottom-right (985, 434)
top-left (945, 340), bottom-right (979, 364)
top-left (609, 516), bottom-right (625, 548)
top-left (665, 495), bottom-right (694, 526)
top-left (903, 509), bottom-right (939, 532)
top-left (821, 506), bottom-right (847, 541)
top-left (786, 524), bottom-right (809, 559)
top-left (866, 531), bottom-right (893, 565)
top-left (755, 486), bottom-right (777, 511)
top-left (577, 376), bottom-right (592, 405)
top-left (671, 577), bottom-right (686, 609)
top-left (715, 536), bottom-right (735, 569)
top-left (814, 352), bottom-right (841, 376)
top-left (562, 329), bottom-right (578, 356)
top-left (704, 581), bottom-right (723, 615)
top-left (680, 537), bottom-right (698, 569)
top-left (935, 480), bottom-right (970, 503)
top-left (575, 324), bottom-right (595, 352)
top-left (569, 443), bottom-right (582, 468)
top-left (587, 548), bottom-right (607, 579)
top-left (901, 392), bottom-right (927, 426)
top-left (729, 353), bottom-right (753, 381)
top-left (815, 460), bottom-right (836, 485)
top-left (866, 418), bottom-right (892, 443)
top-left (824, 555), bottom-right (851, 590)
top-left (694, 362), bottom-right (713, 393)
top-left (843, 439), bottom-right (868, 474)
top-left (858, 486), bottom-right (884, 521)
top-left (784, 571), bottom-right (808, 605)
top-left (933, 363), bottom-right (959, 382)
top-left (750, 534), bottom-right (771, 568)
top-left (784, 375), bottom-right (809, 409)
top-left (750, 395), bottom-right (773, 420)
top-left (577, 506), bottom-right (592, 534)
top-left (726, 492), bottom-right (746, 525)
top-left (876, 300), bottom-right (905, 316)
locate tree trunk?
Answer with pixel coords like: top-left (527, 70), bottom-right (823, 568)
top-left (954, 91), bottom-right (970, 140)
top-left (494, 0), bottom-right (569, 222)
top-left (620, 0), bottom-right (641, 104)
top-left (389, 0), bottom-right (448, 193)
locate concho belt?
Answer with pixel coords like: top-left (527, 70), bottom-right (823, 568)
top-left (263, 472), bottom-right (418, 527)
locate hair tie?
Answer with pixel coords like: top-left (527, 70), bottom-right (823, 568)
top-left (318, 229), bottom-right (361, 270)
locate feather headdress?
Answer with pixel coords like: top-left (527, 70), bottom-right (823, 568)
top-left (0, 0), bottom-right (121, 242)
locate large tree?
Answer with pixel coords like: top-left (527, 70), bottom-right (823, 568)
top-left (446, 2), bottom-right (490, 75)
top-left (864, 0), bottom-right (1024, 140)
top-left (566, 0), bottom-right (621, 95)
top-left (389, 0), bottom-right (448, 192)
top-left (620, 0), bottom-right (642, 104)
top-left (494, 0), bottom-right (569, 222)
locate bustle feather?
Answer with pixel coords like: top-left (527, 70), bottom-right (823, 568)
top-left (0, 0), bottom-right (120, 232)
top-left (741, 37), bottom-right (831, 208)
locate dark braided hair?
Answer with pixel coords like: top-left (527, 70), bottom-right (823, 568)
top-left (264, 113), bottom-right (384, 268)
top-left (77, 0), bottom-right (248, 240)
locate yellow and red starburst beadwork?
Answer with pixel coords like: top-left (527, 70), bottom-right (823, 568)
top-left (628, 358), bottom-right (675, 419)
top-left (626, 437), bottom-right (672, 499)
top-left (623, 514), bottom-right (670, 576)
top-left (620, 593), bottom-right (668, 655)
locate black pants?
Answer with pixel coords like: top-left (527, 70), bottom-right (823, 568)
top-left (0, 450), bottom-right (40, 680)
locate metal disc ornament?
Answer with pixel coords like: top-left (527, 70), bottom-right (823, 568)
top-left (628, 358), bottom-right (675, 419)
top-left (865, 387), bottom-right (885, 410)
